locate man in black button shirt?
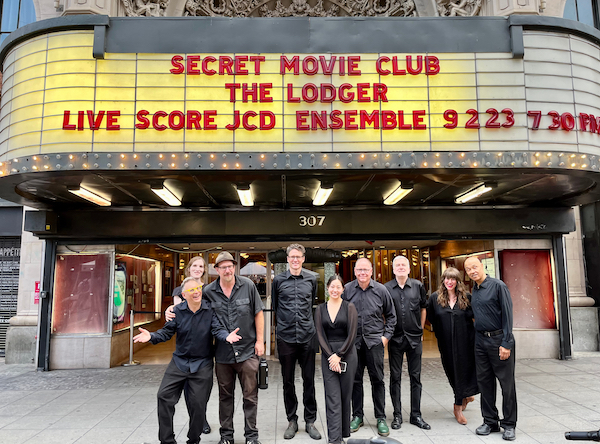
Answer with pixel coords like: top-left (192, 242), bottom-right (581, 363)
top-left (384, 255), bottom-right (430, 431)
top-left (203, 252), bottom-right (265, 444)
top-left (134, 277), bottom-right (241, 444)
top-left (344, 258), bottom-right (396, 437)
top-left (464, 256), bottom-right (517, 441)
top-left (272, 244), bottom-right (322, 440)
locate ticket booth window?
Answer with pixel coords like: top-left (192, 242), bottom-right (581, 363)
top-left (499, 250), bottom-right (557, 329)
top-left (52, 253), bottom-right (111, 335)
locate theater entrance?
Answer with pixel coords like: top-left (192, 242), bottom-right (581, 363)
top-left (41, 205), bottom-right (571, 369)
top-left (115, 239), bottom-right (445, 366)
top-left (92, 237), bottom-right (538, 367)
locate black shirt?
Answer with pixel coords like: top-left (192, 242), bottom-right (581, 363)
top-left (150, 299), bottom-right (228, 373)
top-left (203, 275), bottom-right (264, 364)
top-left (384, 277), bottom-right (428, 348)
top-left (471, 275), bottom-right (515, 350)
top-left (272, 269), bottom-right (317, 344)
top-left (343, 279), bottom-right (397, 349)
top-left (315, 300), bottom-right (358, 359)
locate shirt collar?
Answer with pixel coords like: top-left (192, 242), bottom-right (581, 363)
top-left (473, 275), bottom-right (489, 290)
top-left (285, 269), bottom-right (307, 279)
top-left (353, 278), bottom-right (374, 290)
top-left (391, 277), bottom-right (412, 288)
top-left (180, 299), bottom-right (209, 312)
top-left (215, 275), bottom-right (241, 294)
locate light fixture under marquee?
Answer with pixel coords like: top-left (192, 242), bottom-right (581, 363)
top-left (383, 183), bottom-right (413, 205)
top-left (151, 182), bottom-right (181, 206)
top-left (313, 182), bottom-right (334, 206)
top-left (68, 185), bottom-right (111, 206)
top-left (236, 184), bottom-right (254, 206)
top-left (455, 183), bottom-right (493, 204)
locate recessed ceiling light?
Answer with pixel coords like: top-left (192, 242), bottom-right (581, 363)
top-left (313, 182), bottom-right (333, 206)
top-left (384, 183), bottom-right (413, 205)
top-left (68, 185), bottom-right (111, 206)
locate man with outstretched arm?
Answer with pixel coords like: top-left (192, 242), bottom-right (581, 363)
top-left (134, 277), bottom-right (241, 444)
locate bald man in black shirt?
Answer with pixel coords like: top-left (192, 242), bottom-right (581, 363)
top-left (464, 256), bottom-right (517, 442)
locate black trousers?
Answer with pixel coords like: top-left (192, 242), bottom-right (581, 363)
top-left (277, 337), bottom-right (318, 423)
top-left (475, 333), bottom-right (517, 428)
top-left (352, 339), bottom-right (386, 419)
top-left (157, 359), bottom-right (213, 444)
top-left (389, 338), bottom-right (423, 419)
top-left (322, 341), bottom-right (357, 444)
top-left (216, 355), bottom-right (260, 441)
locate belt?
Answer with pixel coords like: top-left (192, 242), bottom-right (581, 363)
top-left (480, 329), bottom-right (503, 337)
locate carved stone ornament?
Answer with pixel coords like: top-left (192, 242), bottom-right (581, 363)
top-left (120, 0), bottom-right (481, 19)
top-left (436, 0), bottom-right (481, 16)
top-left (121, 0), bottom-right (168, 16)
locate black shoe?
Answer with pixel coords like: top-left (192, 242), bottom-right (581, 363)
top-left (203, 423), bottom-right (211, 434)
top-left (284, 420), bottom-right (298, 439)
top-left (475, 423), bottom-right (501, 435)
top-left (391, 415), bottom-right (402, 430)
top-left (306, 423), bottom-right (322, 440)
top-left (409, 416), bottom-right (431, 430)
top-left (502, 427), bottom-right (516, 441)
top-left (246, 440), bottom-right (261, 444)
top-left (219, 439), bottom-right (234, 444)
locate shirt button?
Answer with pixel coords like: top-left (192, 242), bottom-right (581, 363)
top-left (235, 351), bottom-right (239, 356)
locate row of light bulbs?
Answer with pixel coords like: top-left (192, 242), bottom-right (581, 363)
top-left (2, 159), bottom-right (596, 175)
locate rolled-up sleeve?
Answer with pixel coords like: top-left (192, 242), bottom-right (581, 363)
top-left (499, 282), bottom-right (515, 350)
top-left (382, 288), bottom-right (397, 340)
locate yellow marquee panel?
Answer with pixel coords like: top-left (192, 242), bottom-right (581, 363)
top-left (1, 31), bottom-right (598, 159)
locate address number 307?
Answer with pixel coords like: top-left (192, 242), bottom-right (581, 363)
top-left (299, 215), bottom-right (326, 227)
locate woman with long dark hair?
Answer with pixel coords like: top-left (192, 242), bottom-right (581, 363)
top-left (426, 267), bottom-right (479, 425)
top-left (315, 275), bottom-right (358, 444)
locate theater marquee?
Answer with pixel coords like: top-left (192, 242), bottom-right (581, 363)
top-left (1, 22), bottom-right (600, 161)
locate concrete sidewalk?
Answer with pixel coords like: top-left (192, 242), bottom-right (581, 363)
top-left (1, 353), bottom-right (600, 444)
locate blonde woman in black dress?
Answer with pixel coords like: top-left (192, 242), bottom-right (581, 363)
top-left (315, 275), bottom-right (358, 444)
top-left (426, 267), bottom-right (479, 425)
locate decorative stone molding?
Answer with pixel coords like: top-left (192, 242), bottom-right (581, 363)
top-left (119, 0), bottom-right (488, 18)
top-left (437, 0), bottom-right (481, 16)
top-left (121, 0), bottom-right (167, 16)
top-left (489, 0), bottom-right (539, 16)
top-left (63, 0), bottom-right (120, 15)
top-left (121, 0), bottom-right (424, 17)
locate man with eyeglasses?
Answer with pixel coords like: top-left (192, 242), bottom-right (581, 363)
top-left (134, 277), bottom-right (242, 444)
top-left (272, 244), bottom-right (321, 441)
top-left (203, 251), bottom-right (265, 444)
top-left (344, 258), bottom-right (396, 437)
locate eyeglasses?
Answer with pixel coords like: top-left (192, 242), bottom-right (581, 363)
top-left (218, 264), bottom-right (235, 270)
top-left (182, 285), bottom-right (203, 295)
top-left (288, 256), bottom-right (304, 260)
top-left (355, 268), bottom-right (372, 274)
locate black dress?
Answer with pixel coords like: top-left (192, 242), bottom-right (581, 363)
top-left (426, 292), bottom-right (479, 404)
top-left (315, 300), bottom-right (358, 444)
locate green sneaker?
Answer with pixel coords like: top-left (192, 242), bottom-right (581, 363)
top-left (350, 416), bottom-right (363, 433)
top-left (377, 419), bottom-right (390, 437)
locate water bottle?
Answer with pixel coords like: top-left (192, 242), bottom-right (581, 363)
top-left (258, 357), bottom-right (268, 389)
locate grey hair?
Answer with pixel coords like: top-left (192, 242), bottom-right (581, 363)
top-left (286, 243), bottom-right (306, 256)
top-left (182, 276), bottom-right (202, 288)
top-left (392, 255), bottom-right (410, 266)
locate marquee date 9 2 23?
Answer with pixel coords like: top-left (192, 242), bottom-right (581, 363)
top-left (442, 108), bottom-right (515, 129)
